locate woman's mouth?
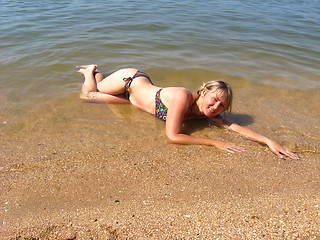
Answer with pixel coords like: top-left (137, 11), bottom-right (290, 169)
top-left (209, 108), bottom-right (215, 114)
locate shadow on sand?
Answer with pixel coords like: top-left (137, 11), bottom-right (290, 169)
top-left (183, 113), bottom-right (254, 135)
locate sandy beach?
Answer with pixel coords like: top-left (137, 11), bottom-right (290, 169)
top-left (1, 0), bottom-right (319, 238)
top-left (1, 93), bottom-right (319, 239)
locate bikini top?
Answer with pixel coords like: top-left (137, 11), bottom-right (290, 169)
top-left (155, 89), bottom-right (168, 121)
top-left (155, 88), bottom-right (194, 121)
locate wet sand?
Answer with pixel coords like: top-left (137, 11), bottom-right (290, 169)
top-left (1, 92), bottom-right (320, 239)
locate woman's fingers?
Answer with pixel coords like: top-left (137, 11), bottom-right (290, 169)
top-left (226, 144), bottom-right (245, 153)
top-left (280, 148), bottom-right (300, 160)
top-left (219, 141), bottom-right (298, 160)
top-left (270, 145), bottom-right (300, 160)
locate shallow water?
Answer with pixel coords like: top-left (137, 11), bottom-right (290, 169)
top-left (1, 0), bottom-right (319, 151)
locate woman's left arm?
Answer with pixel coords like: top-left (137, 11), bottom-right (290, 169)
top-left (212, 116), bottom-right (299, 160)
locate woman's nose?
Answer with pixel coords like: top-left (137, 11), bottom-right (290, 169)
top-left (214, 101), bottom-right (221, 109)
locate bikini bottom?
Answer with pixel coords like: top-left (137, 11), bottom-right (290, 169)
top-left (123, 70), bottom-right (153, 99)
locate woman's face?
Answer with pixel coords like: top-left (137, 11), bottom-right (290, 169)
top-left (201, 88), bottom-right (228, 118)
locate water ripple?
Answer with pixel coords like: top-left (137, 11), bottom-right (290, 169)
top-left (0, 0), bottom-right (319, 105)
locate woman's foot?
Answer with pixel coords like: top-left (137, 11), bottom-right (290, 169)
top-left (77, 64), bottom-right (99, 94)
top-left (76, 64), bottom-right (98, 75)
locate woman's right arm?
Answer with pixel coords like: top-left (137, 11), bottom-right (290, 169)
top-left (164, 89), bottom-right (245, 153)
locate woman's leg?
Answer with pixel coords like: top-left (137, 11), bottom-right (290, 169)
top-left (77, 65), bottom-right (98, 93)
top-left (97, 68), bottom-right (138, 95)
top-left (78, 65), bottom-right (129, 103)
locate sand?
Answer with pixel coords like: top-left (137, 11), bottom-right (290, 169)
top-left (1, 94), bottom-right (320, 239)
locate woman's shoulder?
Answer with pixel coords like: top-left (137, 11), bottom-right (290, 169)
top-left (162, 87), bottom-right (198, 105)
top-left (163, 87), bottom-right (194, 95)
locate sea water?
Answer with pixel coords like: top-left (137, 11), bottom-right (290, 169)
top-left (0, 0), bottom-right (319, 147)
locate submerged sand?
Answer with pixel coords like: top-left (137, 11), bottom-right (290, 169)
top-left (1, 93), bottom-right (320, 239)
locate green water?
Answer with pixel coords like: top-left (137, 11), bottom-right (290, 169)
top-left (0, 0), bottom-right (319, 150)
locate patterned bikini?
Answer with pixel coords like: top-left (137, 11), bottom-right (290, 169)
top-left (155, 89), bottom-right (194, 121)
top-left (155, 89), bottom-right (168, 121)
top-left (123, 70), bottom-right (193, 121)
top-left (123, 70), bottom-right (152, 99)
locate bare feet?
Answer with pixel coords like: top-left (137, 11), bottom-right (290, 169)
top-left (76, 64), bottom-right (98, 75)
top-left (77, 64), bottom-right (99, 94)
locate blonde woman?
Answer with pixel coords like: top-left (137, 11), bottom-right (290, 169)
top-left (77, 64), bottom-right (299, 160)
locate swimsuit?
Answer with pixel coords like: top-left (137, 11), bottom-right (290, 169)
top-left (155, 89), bottom-right (194, 121)
top-left (155, 89), bottom-right (168, 121)
top-left (122, 70), bottom-right (194, 121)
top-left (123, 70), bottom-right (152, 99)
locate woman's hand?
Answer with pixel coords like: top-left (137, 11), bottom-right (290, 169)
top-left (211, 116), bottom-right (300, 160)
top-left (213, 141), bottom-right (245, 154)
top-left (266, 139), bottom-right (299, 160)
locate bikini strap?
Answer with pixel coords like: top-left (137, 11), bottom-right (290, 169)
top-left (123, 77), bottom-right (133, 92)
top-left (188, 90), bottom-right (195, 107)
top-left (123, 70), bottom-right (152, 92)
top-left (132, 70), bottom-right (152, 81)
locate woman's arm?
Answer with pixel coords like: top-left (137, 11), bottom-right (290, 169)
top-left (211, 115), bottom-right (299, 160)
top-left (165, 89), bottom-right (244, 153)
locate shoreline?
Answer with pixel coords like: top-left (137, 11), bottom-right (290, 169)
top-left (1, 94), bottom-right (320, 239)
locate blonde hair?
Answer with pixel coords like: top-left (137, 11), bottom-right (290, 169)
top-left (197, 80), bottom-right (233, 113)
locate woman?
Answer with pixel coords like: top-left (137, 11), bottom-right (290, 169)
top-left (77, 64), bottom-right (299, 160)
